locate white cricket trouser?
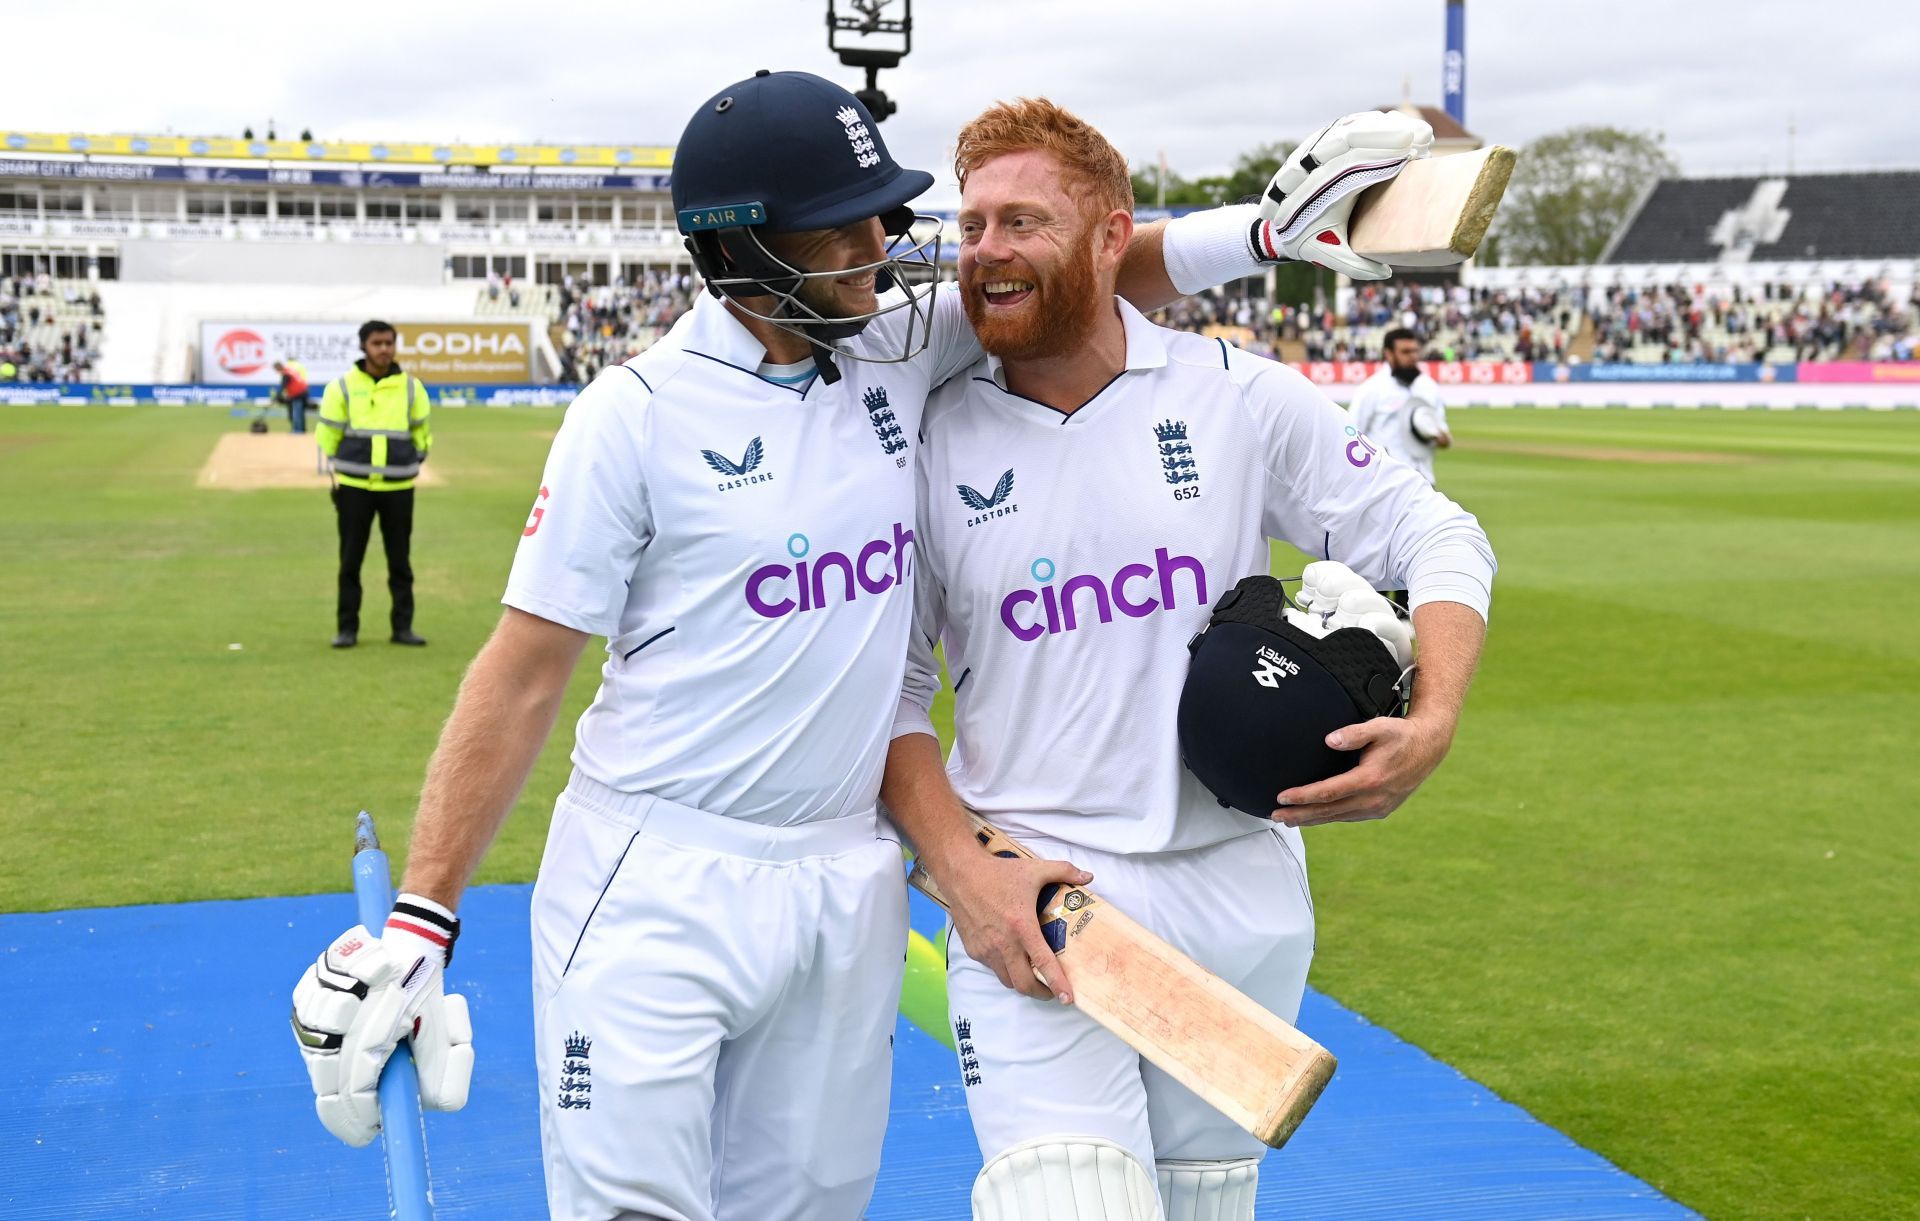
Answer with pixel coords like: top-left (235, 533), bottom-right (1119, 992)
top-left (947, 825), bottom-right (1315, 1177)
top-left (531, 771), bottom-right (908, 1221)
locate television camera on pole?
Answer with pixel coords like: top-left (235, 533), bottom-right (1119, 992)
top-left (825, 0), bottom-right (912, 121)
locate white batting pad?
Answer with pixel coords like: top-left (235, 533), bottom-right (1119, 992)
top-left (1156, 1157), bottom-right (1260, 1221)
top-left (973, 1136), bottom-right (1161, 1221)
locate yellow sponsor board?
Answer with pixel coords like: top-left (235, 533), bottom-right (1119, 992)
top-left (0, 131), bottom-right (671, 169)
top-left (395, 322), bottom-right (533, 383)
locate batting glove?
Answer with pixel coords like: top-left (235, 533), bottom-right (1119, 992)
top-left (1255, 111), bottom-right (1434, 281)
top-left (1284, 560), bottom-right (1415, 670)
top-left (291, 896), bottom-right (473, 1147)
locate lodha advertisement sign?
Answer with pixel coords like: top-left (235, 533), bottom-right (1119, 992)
top-left (199, 320), bottom-right (534, 384)
top-left (394, 323), bottom-right (531, 382)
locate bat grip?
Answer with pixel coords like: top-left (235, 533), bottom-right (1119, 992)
top-left (351, 813), bottom-right (435, 1221)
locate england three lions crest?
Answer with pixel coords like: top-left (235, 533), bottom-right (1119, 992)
top-left (557, 1031), bottom-right (592, 1111)
top-left (863, 387), bottom-right (909, 466)
top-left (1155, 419), bottom-right (1200, 499)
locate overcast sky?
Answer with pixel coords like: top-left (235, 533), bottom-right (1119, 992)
top-left (11, 0), bottom-right (1915, 205)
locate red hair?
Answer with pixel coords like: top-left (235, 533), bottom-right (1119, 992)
top-left (953, 98), bottom-right (1134, 218)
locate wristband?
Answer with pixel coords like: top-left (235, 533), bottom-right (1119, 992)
top-left (388, 893), bottom-right (460, 967)
top-left (1162, 203), bottom-right (1274, 296)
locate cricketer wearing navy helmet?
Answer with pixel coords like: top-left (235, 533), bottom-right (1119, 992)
top-left (673, 68), bottom-right (944, 385)
top-left (290, 67), bottom-right (1429, 1221)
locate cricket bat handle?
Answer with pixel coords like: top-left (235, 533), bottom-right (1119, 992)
top-left (908, 832), bottom-right (1055, 989)
top-left (352, 812), bottom-right (436, 1221)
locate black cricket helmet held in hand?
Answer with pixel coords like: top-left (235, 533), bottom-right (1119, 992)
top-left (1178, 575), bottom-right (1409, 817)
top-left (672, 69), bottom-right (941, 380)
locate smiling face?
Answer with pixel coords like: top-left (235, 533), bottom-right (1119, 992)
top-left (758, 216), bottom-right (889, 321)
top-left (957, 149), bottom-right (1129, 361)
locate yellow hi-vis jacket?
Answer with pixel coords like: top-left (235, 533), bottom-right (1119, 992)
top-left (317, 362), bottom-right (433, 491)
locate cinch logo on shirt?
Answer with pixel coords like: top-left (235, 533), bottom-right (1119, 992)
top-left (998, 549), bottom-right (1207, 642)
top-left (1342, 424), bottom-right (1380, 469)
top-left (744, 523), bottom-right (915, 619)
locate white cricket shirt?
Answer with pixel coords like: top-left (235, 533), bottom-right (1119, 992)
top-left (893, 299), bottom-right (1494, 854)
top-left (505, 286), bottom-right (980, 825)
top-left (1347, 367), bottom-right (1448, 483)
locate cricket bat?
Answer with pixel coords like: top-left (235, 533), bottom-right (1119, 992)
top-left (1349, 144), bottom-right (1517, 269)
top-left (352, 812), bottom-right (436, 1221)
top-left (908, 816), bottom-right (1337, 1149)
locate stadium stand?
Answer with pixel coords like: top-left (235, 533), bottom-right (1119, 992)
top-left (1606, 171), bottom-right (1920, 264)
top-left (1584, 279), bottom-right (1920, 363)
top-left (0, 131), bottom-right (686, 385)
top-left (5, 129), bottom-right (1918, 381)
top-left (0, 275), bottom-right (103, 382)
top-left (551, 270), bottom-right (695, 382)
top-left (1154, 276), bottom-right (1920, 366)
top-left (1152, 283), bottom-right (1584, 364)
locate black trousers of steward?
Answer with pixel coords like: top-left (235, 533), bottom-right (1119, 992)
top-left (333, 485), bottom-right (414, 634)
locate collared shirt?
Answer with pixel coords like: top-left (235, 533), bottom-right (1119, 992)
top-left (504, 286), bottom-right (980, 825)
top-left (1348, 368), bottom-right (1447, 483)
top-left (893, 298), bottom-right (1495, 854)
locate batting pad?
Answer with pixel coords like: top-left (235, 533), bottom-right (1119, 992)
top-left (0, 885), bottom-right (1696, 1218)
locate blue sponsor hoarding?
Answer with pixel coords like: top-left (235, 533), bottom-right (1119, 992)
top-left (0, 383), bottom-right (587, 407)
top-left (1547, 363), bottom-right (1798, 383)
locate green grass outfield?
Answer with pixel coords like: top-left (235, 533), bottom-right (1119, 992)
top-left (3, 403), bottom-right (1917, 1218)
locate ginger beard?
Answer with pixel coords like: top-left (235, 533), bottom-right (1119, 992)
top-left (962, 214), bottom-right (1104, 361)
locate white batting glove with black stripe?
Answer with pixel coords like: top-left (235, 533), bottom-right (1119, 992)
top-left (291, 895), bottom-right (473, 1146)
top-left (1254, 111), bottom-right (1434, 281)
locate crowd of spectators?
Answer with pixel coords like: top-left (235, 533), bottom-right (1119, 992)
top-left (0, 274), bottom-right (104, 383)
top-left (485, 270), bottom-right (524, 311)
top-left (1154, 278), bottom-right (1920, 366)
top-left (539, 265), bottom-right (1920, 377)
top-left (1153, 283), bottom-right (1579, 362)
top-left (1585, 279), bottom-right (1920, 364)
top-left (553, 270), bottom-right (696, 383)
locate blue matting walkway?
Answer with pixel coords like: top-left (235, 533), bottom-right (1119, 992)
top-left (0, 885), bottom-right (1696, 1219)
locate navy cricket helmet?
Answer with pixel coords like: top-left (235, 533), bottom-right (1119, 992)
top-left (672, 70), bottom-right (941, 380)
top-left (1178, 575), bottom-right (1410, 817)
